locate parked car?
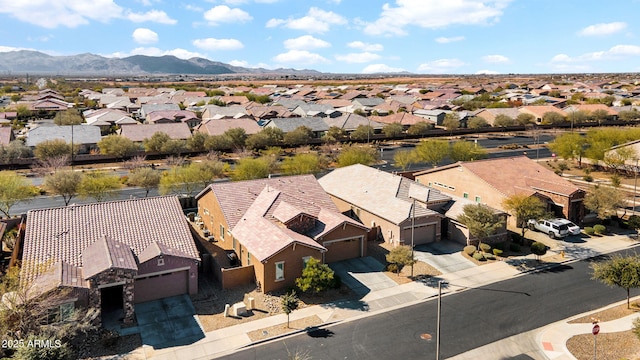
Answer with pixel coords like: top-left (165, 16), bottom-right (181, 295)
top-left (553, 218), bottom-right (581, 236)
top-left (527, 219), bottom-right (569, 239)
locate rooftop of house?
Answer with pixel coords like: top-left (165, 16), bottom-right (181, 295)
top-left (119, 122), bottom-right (192, 142)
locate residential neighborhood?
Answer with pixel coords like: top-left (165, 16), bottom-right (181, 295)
top-left (1, 74), bottom-right (640, 360)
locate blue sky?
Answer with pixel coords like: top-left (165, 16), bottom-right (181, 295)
top-left (0, 0), bottom-right (639, 74)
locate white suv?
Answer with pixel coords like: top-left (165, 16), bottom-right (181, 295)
top-left (527, 219), bottom-right (570, 239)
top-left (553, 218), bottom-right (581, 236)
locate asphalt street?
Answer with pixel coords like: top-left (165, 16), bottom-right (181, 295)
top-left (223, 247), bottom-right (640, 360)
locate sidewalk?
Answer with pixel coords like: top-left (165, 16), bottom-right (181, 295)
top-left (125, 230), bottom-right (639, 360)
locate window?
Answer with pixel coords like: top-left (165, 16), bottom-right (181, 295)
top-left (275, 261), bottom-right (284, 281)
top-left (475, 196), bottom-right (481, 203)
top-left (247, 252), bottom-right (251, 266)
top-left (220, 225), bottom-right (225, 240)
top-left (302, 256), bottom-right (312, 269)
top-left (463, 192), bottom-right (469, 199)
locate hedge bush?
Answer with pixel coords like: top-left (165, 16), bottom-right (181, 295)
top-left (530, 241), bottom-right (547, 256)
top-left (479, 243), bottom-right (492, 253)
top-left (463, 245), bottom-right (476, 256)
top-left (594, 224), bottom-right (606, 235)
top-left (493, 248), bottom-right (503, 257)
top-left (387, 263), bottom-right (399, 273)
top-left (584, 226), bottom-right (595, 235)
top-left (472, 251), bottom-right (485, 261)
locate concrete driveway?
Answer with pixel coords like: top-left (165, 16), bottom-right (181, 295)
top-left (135, 295), bottom-right (205, 349)
top-left (329, 257), bottom-right (398, 296)
top-left (414, 240), bottom-right (476, 274)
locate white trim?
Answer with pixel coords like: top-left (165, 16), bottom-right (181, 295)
top-left (97, 281), bottom-right (126, 289)
top-left (134, 266), bottom-right (190, 280)
top-left (323, 235), bottom-right (363, 245)
top-left (275, 261), bottom-right (285, 282)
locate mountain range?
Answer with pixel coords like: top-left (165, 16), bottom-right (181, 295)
top-left (0, 50), bottom-right (321, 76)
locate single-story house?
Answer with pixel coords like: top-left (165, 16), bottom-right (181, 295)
top-left (195, 175), bottom-right (369, 293)
top-left (119, 122), bottom-right (192, 143)
top-left (323, 113), bottom-right (385, 134)
top-left (25, 124), bottom-right (102, 154)
top-left (145, 110), bottom-right (201, 128)
top-left (21, 196), bottom-right (200, 326)
top-left (263, 117), bottom-right (329, 138)
top-left (196, 118), bottom-right (262, 137)
top-left (0, 127), bottom-right (15, 146)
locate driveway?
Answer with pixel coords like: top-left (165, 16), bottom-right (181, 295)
top-left (135, 295), bottom-right (205, 349)
top-left (414, 240), bottom-right (476, 274)
top-left (329, 257), bottom-right (398, 296)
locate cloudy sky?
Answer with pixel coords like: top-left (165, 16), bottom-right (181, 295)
top-left (0, 0), bottom-right (639, 74)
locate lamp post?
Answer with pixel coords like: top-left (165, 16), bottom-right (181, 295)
top-left (436, 280), bottom-right (448, 360)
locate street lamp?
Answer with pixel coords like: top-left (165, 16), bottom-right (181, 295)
top-left (436, 280), bottom-right (448, 360)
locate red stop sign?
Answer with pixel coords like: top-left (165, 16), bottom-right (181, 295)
top-left (592, 324), bottom-right (600, 335)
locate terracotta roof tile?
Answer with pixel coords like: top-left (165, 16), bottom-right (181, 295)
top-left (83, 235), bottom-right (138, 279)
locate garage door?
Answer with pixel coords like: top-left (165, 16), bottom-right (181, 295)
top-left (134, 270), bottom-right (188, 304)
top-left (412, 224), bottom-right (436, 245)
top-left (323, 237), bottom-right (362, 263)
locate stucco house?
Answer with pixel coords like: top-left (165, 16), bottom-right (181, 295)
top-left (195, 175), bottom-right (368, 293)
top-left (21, 196), bottom-right (200, 326)
top-left (25, 124), bottom-right (102, 154)
top-left (413, 156), bottom-right (586, 225)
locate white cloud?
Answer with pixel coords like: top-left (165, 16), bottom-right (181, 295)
top-left (482, 54), bottom-right (509, 63)
top-left (184, 4), bottom-right (203, 12)
top-left (193, 38), bottom-right (244, 50)
top-left (229, 60), bottom-right (272, 69)
top-left (361, 64), bottom-right (406, 74)
top-left (0, 46), bottom-right (36, 52)
top-left (272, 50), bottom-right (330, 65)
top-left (204, 5), bottom-right (252, 26)
top-left (132, 28), bottom-right (158, 44)
top-left (364, 0), bottom-right (511, 36)
top-left (126, 10), bottom-right (177, 24)
top-left (106, 47), bottom-right (207, 60)
top-left (0, 0), bottom-right (124, 28)
top-left (266, 7), bottom-right (347, 34)
top-left (578, 22), bottom-right (627, 36)
top-left (347, 41), bottom-right (383, 52)
top-left (335, 52), bottom-right (381, 63)
top-left (284, 35), bottom-right (331, 50)
top-left (435, 36), bottom-right (465, 43)
top-left (417, 59), bottom-right (466, 74)
top-left (550, 44), bottom-right (640, 63)
top-left (475, 69), bottom-right (499, 74)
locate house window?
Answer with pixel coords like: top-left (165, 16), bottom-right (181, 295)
top-left (463, 192), bottom-right (469, 199)
top-left (275, 261), bottom-right (285, 281)
top-left (60, 302), bottom-right (74, 321)
top-left (428, 182), bottom-right (432, 187)
top-left (220, 225), bottom-right (225, 240)
top-left (247, 252), bottom-right (251, 266)
top-left (302, 256), bottom-right (312, 269)
top-left (475, 196), bottom-right (481, 203)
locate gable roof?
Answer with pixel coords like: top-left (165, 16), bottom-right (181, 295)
top-left (265, 117), bottom-right (329, 133)
top-left (323, 113), bottom-right (385, 131)
top-left (25, 124), bottom-right (102, 147)
top-left (119, 122), bottom-right (191, 142)
top-left (82, 235), bottom-right (138, 279)
top-left (196, 118), bottom-right (261, 136)
top-left (319, 164), bottom-right (450, 225)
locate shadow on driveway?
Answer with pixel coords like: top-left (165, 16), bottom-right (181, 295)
top-left (328, 257), bottom-right (397, 297)
top-left (135, 295), bottom-right (204, 349)
top-left (413, 241), bottom-right (476, 274)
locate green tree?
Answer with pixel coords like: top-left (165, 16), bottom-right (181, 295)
top-left (385, 245), bottom-right (416, 275)
top-left (467, 116), bottom-right (489, 129)
top-left (0, 140), bottom-right (32, 163)
top-left (53, 108), bottom-right (83, 125)
top-left (143, 132), bottom-right (171, 153)
top-left (350, 125), bottom-right (375, 141)
top-left (393, 150), bottom-right (416, 171)
top-left (336, 145), bottom-right (378, 167)
top-left (442, 113), bottom-right (460, 133)
top-left (547, 132), bottom-right (587, 167)
top-left (79, 171), bottom-right (121, 202)
top-left (585, 185), bottom-right (626, 220)
top-left (0, 171), bottom-right (36, 218)
top-left (246, 128), bottom-right (283, 150)
top-left (128, 167), bottom-right (162, 197)
top-left (160, 160), bottom-right (227, 195)
top-left (232, 156), bottom-right (277, 181)
top-left (281, 153), bottom-right (324, 175)
top-left (44, 170), bottom-right (83, 206)
top-left (280, 291), bottom-right (299, 328)
top-left (493, 114), bottom-right (515, 127)
top-left (414, 140), bottom-right (449, 167)
top-left (187, 132), bottom-right (209, 152)
top-left (204, 134), bottom-right (233, 152)
top-left (323, 126), bottom-right (347, 143)
top-left (224, 128), bottom-right (248, 150)
top-left (34, 139), bottom-right (75, 161)
top-left (382, 122), bottom-right (404, 137)
top-left (541, 111), bottom-right (566, 125)
top-left (407, 121), bottom-right (432, 136)
top-left (457, 203), bottom-right (505, 247)
top-left (530, 241), bottom-right (548, 260)
top-left (619, 109), bottom-right (640, 122)
top-left (592, 254), bottom-right (640, 308)
top-left (516, 113), bottom-right (536, 125)
top-left (603, 146), bottom-right (636, 174)
top-left (15, 104), bottom-right (31, 119)
top-left (502, 194), bottom-right (548, 236)
top-left (450, 141), bottom-right (487, 162)
top-left (295, 257), bottom-right (335, 294)
top-left (98, 135), bottom-right (139, 158)
top-left (284, 126), bottom-right (313, 146)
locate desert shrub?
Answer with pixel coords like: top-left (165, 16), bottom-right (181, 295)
top-left (493, 248), bottom-right (503, 257)
top-left (463, 245), bottom-right (476, 256)
top-left (484, 253), bottom-right (495, 260)
top-left (633, 317), bottom-right (640, 340)
top-left (509, 243), bottom-right (521, 252)
top-left (530, 241), bottom-right (547, 257)
top-left (479, 243), bottom-right (492, 253)
top-left (387, 263), bottom-right (399, 273)
top-left (584, 226), bottom-right (595, 235)
top-left (472, 251), bottom-right (485, 261)
top-left (583, 175), bottom-right (593, 182)
top-left (593, 224), bottom-right (606, 235)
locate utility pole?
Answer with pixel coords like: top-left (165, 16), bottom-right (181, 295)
top-left (436, 280), bottom-right (448, 360)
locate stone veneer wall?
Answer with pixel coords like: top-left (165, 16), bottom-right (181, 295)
top-left (88, 269), bottom-right (137, 326)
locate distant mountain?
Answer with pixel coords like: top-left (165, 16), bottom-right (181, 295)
top-left (0, 50), bottom-right (321, 76)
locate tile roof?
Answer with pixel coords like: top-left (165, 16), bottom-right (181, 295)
top-left (138, 241), bottom-right (195, 264)
top-left (31, 261), bottom-right (87, 295)
top-left (25, 125), bottom-right (102, 147)
top-left (323, 113), bottom-right (385, 131)
top-left (319, 164), bottom-right (448, 224)
top-left (197, 118), bottom-right (261, 136)
top-left (22, 196), bottom-right (199, 283)
top-left (265, 117), bottom-right (329, 133)
top-left (119, 122), bottom-right (192, 142)
top-left (83, 235), bottom-right (138, 279)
